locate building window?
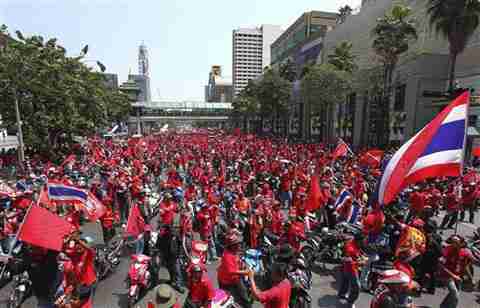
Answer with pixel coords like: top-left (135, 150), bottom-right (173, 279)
top-left (394, 84), bottom-right (406, 111)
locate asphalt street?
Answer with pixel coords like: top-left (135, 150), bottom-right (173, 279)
top-left (0, 215), bottom-right (479, 308)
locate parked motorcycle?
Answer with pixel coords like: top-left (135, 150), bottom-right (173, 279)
top-left (288, 258), bottom-right (312, 308)
top-left (95, 246), bottom-right (120, 280)
top-left (125, 254), bottom-right (154, 307)
top-left (7, 271), bottom-right (32, 308)
top-left (300, 227), bottom-right (347, 268)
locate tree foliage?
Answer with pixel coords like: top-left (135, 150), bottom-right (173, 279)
top-left (337, 5), bottom-right (353, 24)
top-left (0, 26), bottom-right (131, 159)
top-left (301, 64), bottom-right (353, 111)
top-left (371, 5), bottom-right (417, 146)
top-left (278, 58), bottom-right (297, 82)
top-left (328, 41), bottom-right (357, 73)
top-left (255, 68), bottom-right (291, 115)
top-left (427, 0), bottom-right (480, 91)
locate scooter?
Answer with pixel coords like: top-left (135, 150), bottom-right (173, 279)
top-left (126, 254), bottom-right (153, 307)
top-left (184, 289), bottom-right (240, 308)
top-left (7, 271), bottom-right (32, 308)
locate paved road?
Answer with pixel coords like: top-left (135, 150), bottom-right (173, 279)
top-left (1, 215), bottom-right (479, 308)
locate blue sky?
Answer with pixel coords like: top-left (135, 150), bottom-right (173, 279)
top-left (0, 0), bottom-right (361, 101)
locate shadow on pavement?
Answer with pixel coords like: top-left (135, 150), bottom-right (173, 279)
top-left (317, 294), bottom-right (342, 307)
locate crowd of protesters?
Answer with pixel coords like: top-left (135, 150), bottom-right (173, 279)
top-left (0, 129), bottom-right (478, 308)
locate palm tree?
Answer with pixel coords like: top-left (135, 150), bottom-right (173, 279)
top-left (337, 5), bottom-right (353, 24)
top-left (328, 41), bottom-right (357, 73)
top-left (372, 5), bottom-right (417, 146)
top-left (427, 0), bottom-right (480, 92)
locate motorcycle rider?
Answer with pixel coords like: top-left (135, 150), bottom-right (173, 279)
top-left (370, 269), bottom-right (416, 308)
top-left (338, 232), bottom-right (366, 308)
top-left (184, 264), bottom-right (214, 308)
top-left (217, 232), bottom-right (251, 308)
top-left (248, 262), bottom-right (291, 308)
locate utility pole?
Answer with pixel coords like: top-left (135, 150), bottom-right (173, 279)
top-left (13, 89), bottom-right (25, 167)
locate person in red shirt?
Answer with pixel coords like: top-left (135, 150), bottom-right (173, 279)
top-left (270, 202), bottom-right (285, 236)
top-left (286, 217), bottom-right (306, 253)
top-left (159, 194), bottom-right (176, 226)
top-left (439, 236), bottom-right (473, 308)
top-left (147, 284), bottom-right (180, 308)
top-left (407, 187), bottom-right (425, 222)
top-left (248, 262), bottom-right (291, 308)
top-left (440, 185), bottom-right (459, 229)
top-left (197, 204), bottom-right (217, 262)
top-left (338, 233), bottom-right (366, 308)
top-left (217, 232), bottom-right (251, 308)
top-left (186, 264), bottom-right (214, 308)
top-left (460, 182), bottom-right (477, 223)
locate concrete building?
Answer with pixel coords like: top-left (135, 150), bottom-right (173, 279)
top-left (316, 0), bottom-right (480, 147)
top-left (128, 74), bottom-right (151, 102)
top-left (267, 11), bottom-right (336, 137)
top-left (205, 65), bottom-right (233, 102)
top-left (270, 11), bottom-right (337, 68)
top-left (232, 25), bottom-right (283, 96)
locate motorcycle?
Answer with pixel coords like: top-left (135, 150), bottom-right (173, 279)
top-left (300, 227), bottom-right (346, 269)
top-left (0, 237), bottom-right (23, 286)
top-left (289, 268), bottom-right (312, 308)
top-left (95, 246), bottom-right (120, 280)
top-left (370, 269), bottom-right (417, 308)
top-left (7, 271), bottom-right (32, 308)
top-left (125, 254), bottom-right (153, 307)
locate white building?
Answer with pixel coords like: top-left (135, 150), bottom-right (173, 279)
top-left (232, 25), bottom-right (282, 97)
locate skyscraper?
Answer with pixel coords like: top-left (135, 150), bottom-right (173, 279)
top-left (138, 42), bottom-right (149, 77)
top-left (232, 25), bottom-right (282, 97)
top-left (131, 42), bottom-right (152, 102)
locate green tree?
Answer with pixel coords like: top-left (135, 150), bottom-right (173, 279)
top-left (337, 5), bottom-right (353, 24)
top-left (0, 26), bottom-right (131, 160)
top-left (255, 68), bottom-right (291, 135)
top-left (232, 81), bottom-right (260, 133)
top-left (301, 64), bottom-right (352, 140)
top-left (372, 5), bottom-right (417, 146)
top-left (328, 41), bottom-right (357, 73)
top-left (279, 58), bottom-right (297, 82)
top-left (427, 0), bottom-right (480, 92)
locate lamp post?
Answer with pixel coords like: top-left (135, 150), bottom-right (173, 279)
top-left (13, 89), bottom-right (25, 165)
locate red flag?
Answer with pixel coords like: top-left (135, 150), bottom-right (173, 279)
top-left (332, 141), bottom-right (349, 160)
top-left (473, 147), bottom-right (480, 157)
top-left (359, 150), bottom-right (384, 168)
top-left (306, 175), bottom-right (323, 211)
top-left (125, 203), bottom-right (145, 237)
top-left (18, 206), bottom-right (72, 251)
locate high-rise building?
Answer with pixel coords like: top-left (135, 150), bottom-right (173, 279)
top-left (138, 42), bottom-right (149, 77)
top-left (131, 42), bottom-right (152, 102)
top-left (232, 25), bottom-right (282, 97)
top-left (205, 65), bottom-right (233, 102)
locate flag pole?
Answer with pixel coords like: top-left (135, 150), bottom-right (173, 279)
top-left (455, 91), bottom-right (470, 235)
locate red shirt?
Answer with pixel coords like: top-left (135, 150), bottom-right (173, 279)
top-left (257, 279), bottom-right (291, 308)
top-left (197, 209), bottom-right (212, 238)
top-left (441, 246), bottom-right (472, 278)
top-left (188, 273), bottom-right (214, 305)
top-left (72, 248), bottom-right (97, 286)
top-left (217, 250), bottom-right (241, 285)
top-left (410, 192), bottom-right (425, 212)
top-left (160, 201), bottom-right (176, 225)
top-left (343, 240), bottom-right (362, 274)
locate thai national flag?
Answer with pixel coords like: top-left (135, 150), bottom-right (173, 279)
top-left (334, 188), bottom-right (353, 209)
top-left (378, 91), bottom-right (470, 205)
top-left (47, 182), bottom-right (105, 220)
top-left (346, 202), bottom-right (361, 224)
